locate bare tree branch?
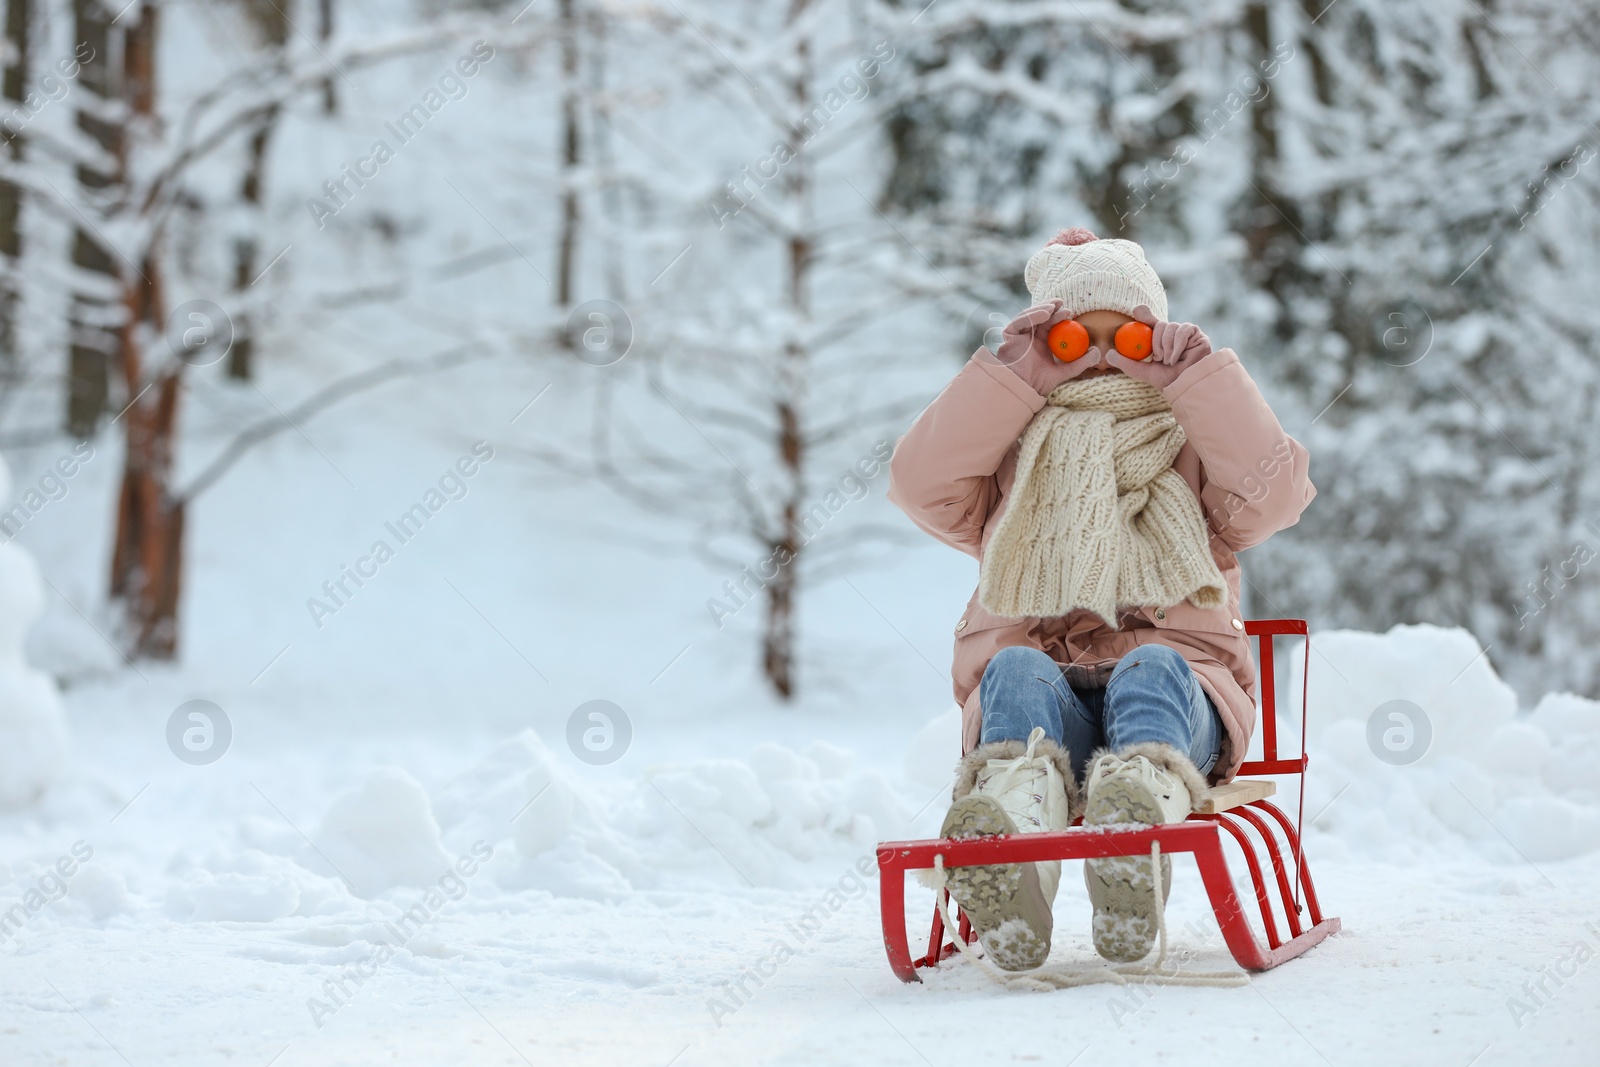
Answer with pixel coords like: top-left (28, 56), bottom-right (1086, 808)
top-left (176, 345), bottom-right (486, 504)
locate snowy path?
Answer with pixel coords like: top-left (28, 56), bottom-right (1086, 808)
top-left (5, 685), bottom-right (1596, 1067)
top-left (8, 849), bottom-right (1597, 1066)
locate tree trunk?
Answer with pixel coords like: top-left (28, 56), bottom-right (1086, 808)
top-left (319, 0), bottom-right (336, 114)
top-left (760, 8), bottom-right (813, 700)
top-left (228, 106), bottom-right (280, 380)
top-left (0, 0), bottom-right (29, 380)
top-left (556, 0), bottom-right (580, 308)
top-left (107, 3), bottom-right (184, 658)
top-left (1241, 2), bottom-right (1309, 341)
top-left (110, 331), bottom-right (184, 657)
top-left (762, 526), bottom-right (798, 699)
top-left (589, 14), bottom-right (625, 300)
top-left (229, 236), bottom-right (255, 379)
top-left (763, 402), bottom-right (803, 698)
top-left (66, 0), bottom-right (120, 438)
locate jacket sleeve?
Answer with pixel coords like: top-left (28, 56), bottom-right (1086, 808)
top-left (1162, 348), bottom-right (1315, 551)
top-left (888, 348), bottom-right (1047, 558)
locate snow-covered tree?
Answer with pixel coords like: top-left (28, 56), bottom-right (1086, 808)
top-left (519, 0), bottom-right (934, 698)
top-left (1, 0), bottom-right (541, 657)
top-left (1237, 0), bottom-right (1600, 701)
top-left (875, 0), bottom-right (1254, 341)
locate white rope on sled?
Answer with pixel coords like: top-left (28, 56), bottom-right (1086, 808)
top-left (928, 841), bottom-right (1250, 991)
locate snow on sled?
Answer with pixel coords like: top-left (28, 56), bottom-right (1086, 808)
top-left (876, 619), bottom-right (1340, 982)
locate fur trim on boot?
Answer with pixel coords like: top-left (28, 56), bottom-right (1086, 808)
top-left (1091, 741), bottom-right (1208, 811)
top-left (951, 736), bottom-right (1084, 822)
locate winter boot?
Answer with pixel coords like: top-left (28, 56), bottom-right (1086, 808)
top-left (936, 726), bottom-right (1081, 971)
top-left (1081, 743), bottom-right (1207, 963)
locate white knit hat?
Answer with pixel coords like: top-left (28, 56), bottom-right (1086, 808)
top-left (1023, 227), bottom-right (1168, 321)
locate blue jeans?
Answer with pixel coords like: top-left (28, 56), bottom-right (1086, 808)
top-left (978, 645), bottom-right (1222, 783)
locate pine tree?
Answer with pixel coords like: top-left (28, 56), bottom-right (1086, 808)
top-left (1239, 0), bottom-right (1600, 700)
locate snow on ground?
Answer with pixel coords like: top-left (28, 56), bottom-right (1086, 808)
top-left (4, 360), bottom-right (1600, 1066)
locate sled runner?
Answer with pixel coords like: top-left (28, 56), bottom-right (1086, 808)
top-left (877, 619), bottom-right (1340, 981)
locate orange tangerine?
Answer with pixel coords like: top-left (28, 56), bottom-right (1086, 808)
top-left (1115, 321), bottom-right (1154, 361)
top-left (1046, 319), bottom-right (1091, 362)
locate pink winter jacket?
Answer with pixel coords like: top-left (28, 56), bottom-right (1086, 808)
top-left (887, 345), bottom-right (1314, 783)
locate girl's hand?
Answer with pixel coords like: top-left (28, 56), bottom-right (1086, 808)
top-left (1105, 304), bottom-right (1213, 390)
top-left (993, 300), bottom-right (1108, 396)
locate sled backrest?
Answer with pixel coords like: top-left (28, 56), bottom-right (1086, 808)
top-left (1236, 619), bottom-right (1309, 778)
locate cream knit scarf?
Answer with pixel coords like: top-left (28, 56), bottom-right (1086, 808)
top-left (979, 375), bottom-right (1226, 624)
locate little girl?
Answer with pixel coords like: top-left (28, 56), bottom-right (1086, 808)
top-left (888, 228), bottom-right (1313, 971)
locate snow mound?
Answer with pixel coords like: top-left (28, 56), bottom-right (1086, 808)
top-left (163, 846), bottom-right (359, 923)
top-left (1529, 693), bottom-right (1600, 807)
top-left (1289, 624), bottom-right (1600, 862)
top-left (168, 857), bottom-right (303, 923)
top-left (432, 729), bottom-right (911, 897)
top-left (315, 768), bottom-right (453, 897)
top-left (610, 739), bottom-right (907, 890)
top-left (0, 455), bottom-right (71, 809)
top-left (904, 705), bottom-right (961, 789)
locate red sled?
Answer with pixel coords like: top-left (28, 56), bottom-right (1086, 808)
top-left (876, 619), bottom-right (1341, 981)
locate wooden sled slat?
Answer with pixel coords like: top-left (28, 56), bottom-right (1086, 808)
top-left (1196, 778), bottom-right (1276, 814)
